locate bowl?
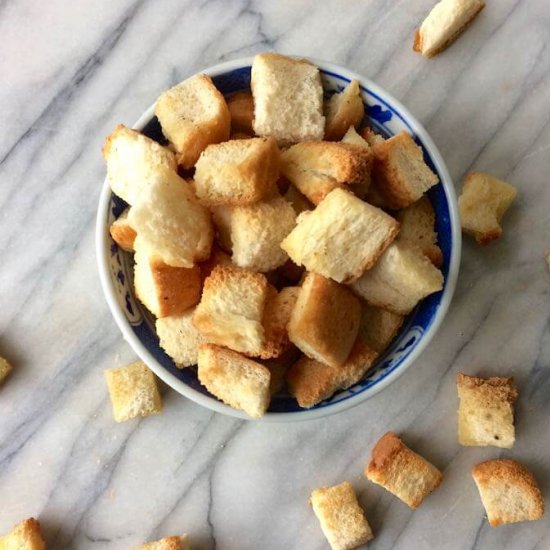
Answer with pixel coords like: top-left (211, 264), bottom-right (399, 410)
top-left (96, 56), bottom-right (461, 422)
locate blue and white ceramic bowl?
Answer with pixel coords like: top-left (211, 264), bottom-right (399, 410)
top-left (96, 57), bottom-right (461, 421)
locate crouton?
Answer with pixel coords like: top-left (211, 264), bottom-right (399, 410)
top-left (414, 0), bottom-right (485, 58)
top-left (128, 167), bottom-right (213, 268)
top-left (0, 357), bottom-right (13, 384)
top-left (155, 74), bottom-right (230, 169)
top-left (288, 273), bottom-right (361, 368)
top-left (102, 124), bottom-right (177, 206)
top-left (104, 361), bottom-right (162, 422)
top-left (280, 141), bottom-right (372, 205)
top-left (156, 308), bottom-right (208, 367)
top-left (324, 80), bottom-right (365, 141)
top-left (284, 184), bottom-right (313, 215)
top-left (371, 131), bottom-right (438, 209)
top-left (199, 244), bottom-right (233, 281)
top-left (365, 432), bottom-right (443, 508)
top-left (109, 208), bottom-right (137, 252)
top-left (212, 197), bottom-right (296, 272)
top-left (251, 52), bottom-right (325, 144)
top-left (457, 373), bottom-right (517, 448)
top-left (227, 91), bottom-right (254, 134)
top-left (287, 339), bottom-right (378, 408)
top-left (361, 127), bottom-right (386, 147)
top-left (194, 137), bottom-right (279, 207)
top-left (133, 238), bottom-right (201, 318)
top-left (260, 286), bottom-right (300, 359)
top-left (350, 242), bottom-right (444, 315)
top-left (197, 344), bottom-right (271, 418)
top-left (472, 459), bottom-right (544, 527)
top-left (281, 188), bottom-right (399, 283)
top-left (458, 172), bottom-right (518, 245)
top-left (341, 126), bottom-right (370, 148)
top-left (193, 266), bottom-right (268, 355)
top-left (397, 196), bottom-right (443, 267)
top-left (134, 534), bottom-right (190, 550)
top-left (310, 481), bottom-right (373, 550)
top-left (0, 518), bottom-right (45, 550)
top-left (358, 303), bottom-right (405, 354)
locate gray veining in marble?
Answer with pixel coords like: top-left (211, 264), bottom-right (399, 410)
top-left (1, 1), bottom-right (550, 548)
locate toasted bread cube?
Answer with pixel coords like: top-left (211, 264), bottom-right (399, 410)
top-left (310, 481), bottom-right (373, 550)
top-left (199, 244), bottom-right (233, 281)
top-left (194, 137), bottom-right (279, 207)
top-left (155, 74), bottom-right (230, 169)
top-left (251, 52), bottom-right (325, 144)
top-left (129, 167), bottom-right (213, 268)
top-left (472, 459), bottom-right (544, 527)
top-left (342, 126), bottom-right (370, 148)
top-left (227, 91), bottom-right (254, 134)
top-left (341, 128), bottom-right (371, 199)
top-left (134, 238), bottom-right (201, 318)
top-left (414, 0), bottom-right (485, 58)
top-left (458, 172), bottom-right (518, 245)
top-left (105, 361), bottom-right (162, 422)
top-left (397, 197), bottom-right (443, 267)
top-left (134, 534), bottom-right (190, 550)
top-left (281, 141), bottom-right (372, 205)
top-left (361, 127), bottom-right (386, 147)
top-left (351, 242), bottom-right (444, 315)
top-left (288, 273), bottom-right (361, 368)
top-left (212, 197), bottom-right (296, 272)
top-left (457, 373), bottom-right (517, 448)
top-left (324, 80), bottom-right (365, 142)
top-left (0, 518), bottom-right (45, 550)
top-left (156, 309), bottom-right (208, 368)
top-left (193, 266), bottom-right (268, 355)
top-left (282, 188), bottom-right (399, 283)
top-left (102, 124), bottom-right (177, 206)
top-left (365, 432), bottom-right (443, 508)
top-left (287, 339), bottom-right (378, 408)
top-left (197, 344), bottom-right (271, 418)
top-left (0, 357), bottom-right (13, 384)
top-left (358, 303), bottom-right (405, 354)
top-left (372, 131), bottom-right (438, 209)
top-left (109, 208), bottom-right (137, 252)
top-left (260, 286), bottom-right (300, 359)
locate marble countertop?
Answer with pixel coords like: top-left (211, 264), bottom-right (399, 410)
top-left (1, 1), bottom-right (550, 548)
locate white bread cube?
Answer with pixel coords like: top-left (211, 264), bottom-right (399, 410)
top-left (414, 0), bottom-right (485, 58)
top-left (197, 344), bottom-right (271, 418)
top-left (372, 131), bottom-right (438, 209)
top-left (397, 196), bottom-right (443, 267)
top-left (0, 356), bottom-right (13, 384)
top-left (156, 309), bottom-right (208, 368)
top-left (281, 188), bottom-right (399, 283)
top-left (212, 197), bottom-right (296, 272)
top-left (134, 237), bottom-right (201, 318)
top-left (0, 518), bottom-right (45, 550)
top-left (365, 432), bottom-right (443, 509)
top-left (280, 141), bottom-right (372, 205)
top-left (134, 534), bottom-right (190, 550)
top-left (324, 80), bottom-right (365, 141)
top-left (358, 303), bottom-right (404, 354)
top-left (287, 339), bottom-right (378, 408)
top-left (251, 52), bottom-right (325, 145)
top-left (155, 74), bottom-right (230, 169)
top-left (109, 208), bottom-right (137, 252)
top-left (457, 373), bottom-right (517, 448)
top-left (104, 361), bottom-right (162, 422)
top-left (102, 124), bottom-right (176, 206)
top-left (193, 265), bottom-right (268, 356)
top-left (472, 459), bottom-right (544, 527)
top-left (288, 273), bottom-right (361, 368)
top-left (194, 137), bottom-right (279, 206)
top-left (227, 91), bottom-right (254, 134)
top-left (128, 167), bottom-right (213, 268)
top-left (350, 242), bottom-right (444, 315)
top-left (459, 171), bottom-right (518, 245)
top-left (310, 481), bottom-right (373, 550)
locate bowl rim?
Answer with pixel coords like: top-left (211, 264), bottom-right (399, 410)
top-left (96, 55), bottom-right (461, 422)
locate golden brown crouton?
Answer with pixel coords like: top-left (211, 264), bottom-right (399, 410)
top-left (324, 80), bottom-right (365, 141)
top-left (365, 432), bottom-right (443, 508)
top-left (227, 91), bottom-right (255, 135)
top-left (134, 534), bottom-right (190, 550)
top-left (357, 303), bottom-right (405, 354)
top-left (361, 127), bottom-right (386, 147)
top-left (109, 208), bottom-right (137, 252)
top-left (0, 518), bottom-right (45, 550)
top-left (0, 357), bottom-right (13, 384)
